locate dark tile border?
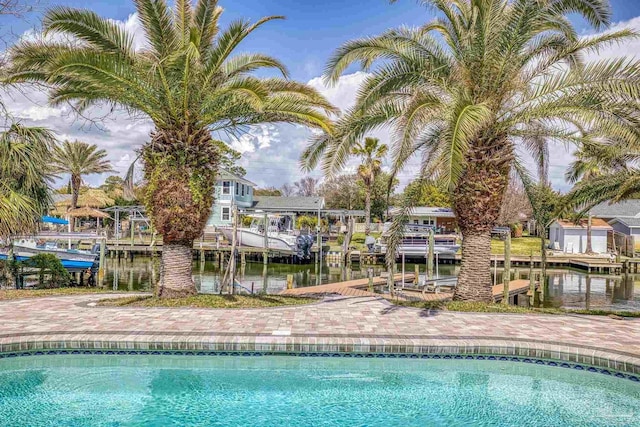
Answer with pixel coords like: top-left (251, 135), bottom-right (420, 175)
top-left (1, 348), bottom-right (638, 384)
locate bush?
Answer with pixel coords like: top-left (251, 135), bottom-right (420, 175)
top-left (24, 254), bottom-right (71, 289)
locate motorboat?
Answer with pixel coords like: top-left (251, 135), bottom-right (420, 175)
top-left (219, 214), bottom-right (314, 258)
top-left (0, 238), bottom-right (99, 269)
top-left (375, 223), bottom-right (460, 256)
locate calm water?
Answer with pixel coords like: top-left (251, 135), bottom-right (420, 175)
top-left (101, 257), bottom-right (640, 311)
top-left (0, 355), bottom-right (639, 427)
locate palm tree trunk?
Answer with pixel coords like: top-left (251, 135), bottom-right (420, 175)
top-left (585, 215), bottom-right (594, 254)
top-left (158, 243), bottom-right (196, 298)
top-left (70, 174), bottom-right (81, 231)
top-left (452, 153), bottom-right (510, 302)
top-left (455, 231), bottom-right (493, 301)
top-left (364, 184), bottom-right (372, 234)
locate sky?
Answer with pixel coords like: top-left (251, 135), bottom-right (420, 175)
top-left (1, 0), bottom-right (640, 191)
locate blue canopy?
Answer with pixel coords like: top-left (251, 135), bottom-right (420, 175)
top-left (41, 216), bottom-right (69, 225)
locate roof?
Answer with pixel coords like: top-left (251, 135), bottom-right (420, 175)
top-left (389, 206), bottom-right (456, 218)
top-left (218, 169), bottom-right (256, 187)
top-left (51, 193), bottom-right (72, 204)
top-left (609, 217), bottom-right (640, 228)
top-left (589, 200), bottom-right (640, 218)
top-left (553, 218), bottom-right (612, 229)
top-left (252, 196), bottom-right (325, 211)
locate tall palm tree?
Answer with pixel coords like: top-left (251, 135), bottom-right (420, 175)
top-left (8, 0), bottom-right (334, 297)
top-left (352, 137), bottom-right (387, 233)
top-left (302, 0), bottom-right (640, 301)
top-left (52, 140), bottom-right (113, 213)
top-left (0, 124), bottom-right (55, 238)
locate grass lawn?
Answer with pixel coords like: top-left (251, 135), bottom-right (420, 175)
top-left (491, 236), bottom-right (543, 256)
top-left (98, 294), bottom-right (317, 309)
top-left (329, 232), bottom-right (382, 252)
top-left (394, 300), bottom-right (640, 318)
top-left (0, 287), bottom-right (118, 301)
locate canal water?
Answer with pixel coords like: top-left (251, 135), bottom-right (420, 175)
top-left (102, 257), bottom-right (640, 312)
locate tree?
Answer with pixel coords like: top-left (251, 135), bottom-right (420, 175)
top-left (0, 124), bottom-right (55, 238)
top-left (402, 180), bottom-right (451, 208)
top-left (302, 0), bottom-right (640, 301)
top-left (51, 140), bottom-right (113, 230)
top-left (9, 0), bottom-right (334, 297)
top-left (498, 180), bottom-right (532, 227)
top-left (351, 137), bottom-right (387, 233)
top-left (522, 181), bottom-right (563, 286)
top-left (254, 187), bottom-right (282, 196)
top-left (280, 183), bottom-right (295, 197)
top-left (293, 177), bottom-right (319, 197)
top-left (365, 171), bottom-right (397, 221)
top-left (319, 174), bottom-right (361, 210)
top-left (565, 142), bottom-right (635, 254)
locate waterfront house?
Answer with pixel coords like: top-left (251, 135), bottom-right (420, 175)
top-left (206, 169), bottom-right (257, 228)
top-left (590, 199), bottom-right (640, 237)
top-left (205, 170), bottom-right (325, 228)
top-left (549, 219), bottom-right (612, 254)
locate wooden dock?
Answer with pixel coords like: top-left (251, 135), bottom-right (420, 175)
top-left (281, 275), bottom-right (533, 304)
top-left (280, 273), bottom-right (415, 298)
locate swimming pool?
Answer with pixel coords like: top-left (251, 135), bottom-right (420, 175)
top-left (1, 354), bottom-right (639, 426)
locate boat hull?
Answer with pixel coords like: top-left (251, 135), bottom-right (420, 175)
top-left (0, 245), bottom-right (97, 269)
top-left (219, 228), bottom-right (296, 252)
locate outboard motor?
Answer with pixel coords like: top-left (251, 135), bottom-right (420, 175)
top-left (295, 234), bottom-right (314, 260)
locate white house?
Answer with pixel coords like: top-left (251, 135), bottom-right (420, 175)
top-left (549, 219), bottom-right (612, 254)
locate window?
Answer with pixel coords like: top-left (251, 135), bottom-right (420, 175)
top-left (235, 182), bottom-right (239, 195)
top-left (413, 220), bottom-right (419, 225)
top-left (222, 181), bottom-right (231, 195)
top-left (241, 185), bottom-right (245, 196)
top-left (221, 207), bottom-right (230, 221)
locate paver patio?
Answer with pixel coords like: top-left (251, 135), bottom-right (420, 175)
top-left (1, 293), bottom-right (640, 374)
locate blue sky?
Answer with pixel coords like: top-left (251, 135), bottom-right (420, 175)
top-left (1, 0), bottom-right (640, 190)
top-left (3, 0), bottom-right (639, 81)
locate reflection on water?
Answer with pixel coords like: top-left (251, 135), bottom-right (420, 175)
top-left (103, 257), bottom-right (640, 311)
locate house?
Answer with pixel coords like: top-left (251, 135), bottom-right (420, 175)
top-left (388, 207), bottom-right (457, 234)
top-left (549, 218), bottom-right (612, 254)
top-left (589, 199), bottom-right (640, 222)
top-left (252, 196), bottom-right (325, 215)
top-left (206, 169), bottom-right (257, 228)
top-left (608, 217), bottom-right (640, 238)
top-left (205, 169), bottom-right (326, 228)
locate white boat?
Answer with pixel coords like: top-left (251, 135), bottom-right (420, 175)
top-left (219, 214), bottom-right (314, 257)
top-left (375, 223), bottom-right (460, 256)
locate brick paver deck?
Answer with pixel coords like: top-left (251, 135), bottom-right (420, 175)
top-left (1, 293), bottom-right (639, 374)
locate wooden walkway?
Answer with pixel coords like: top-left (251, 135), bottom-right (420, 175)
top-left (280, 274), bottom-right (415, 298)
top-left (281, 275), bottom-right (534, 303)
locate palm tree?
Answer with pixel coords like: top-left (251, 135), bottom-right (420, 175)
top-left (565, 142), bottom-right (635, 254)
top-left (352, 137), bottom-right (387, 233)
top-left (0, 124), bottom-right (55, 238)
top-left (302, 0), bottom-right (640, 301)
top-left (52, 141), bottom-right (113, 212)
top-left (8, 0), bottom-right (334, 297)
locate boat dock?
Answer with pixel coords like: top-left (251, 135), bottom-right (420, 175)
top-left (346, 251), bottom-right (624, 274)
top-left (280, 275), bottom-right (533, 304)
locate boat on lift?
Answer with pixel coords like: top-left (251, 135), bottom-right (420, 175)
top-left (219, 214), bottom-right (314, 258)
top-left (0, 217), bottom-right (100, 269)
top-left (0, 238), bottom-right (99, 269)
top-left (375, 223), bottom-right (460, 256)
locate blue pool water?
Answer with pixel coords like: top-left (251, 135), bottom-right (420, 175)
top-left (1, 355), bottom-right (639, 426)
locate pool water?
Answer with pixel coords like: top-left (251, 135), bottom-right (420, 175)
top-left (1, 355), bottom-right (639, 426)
